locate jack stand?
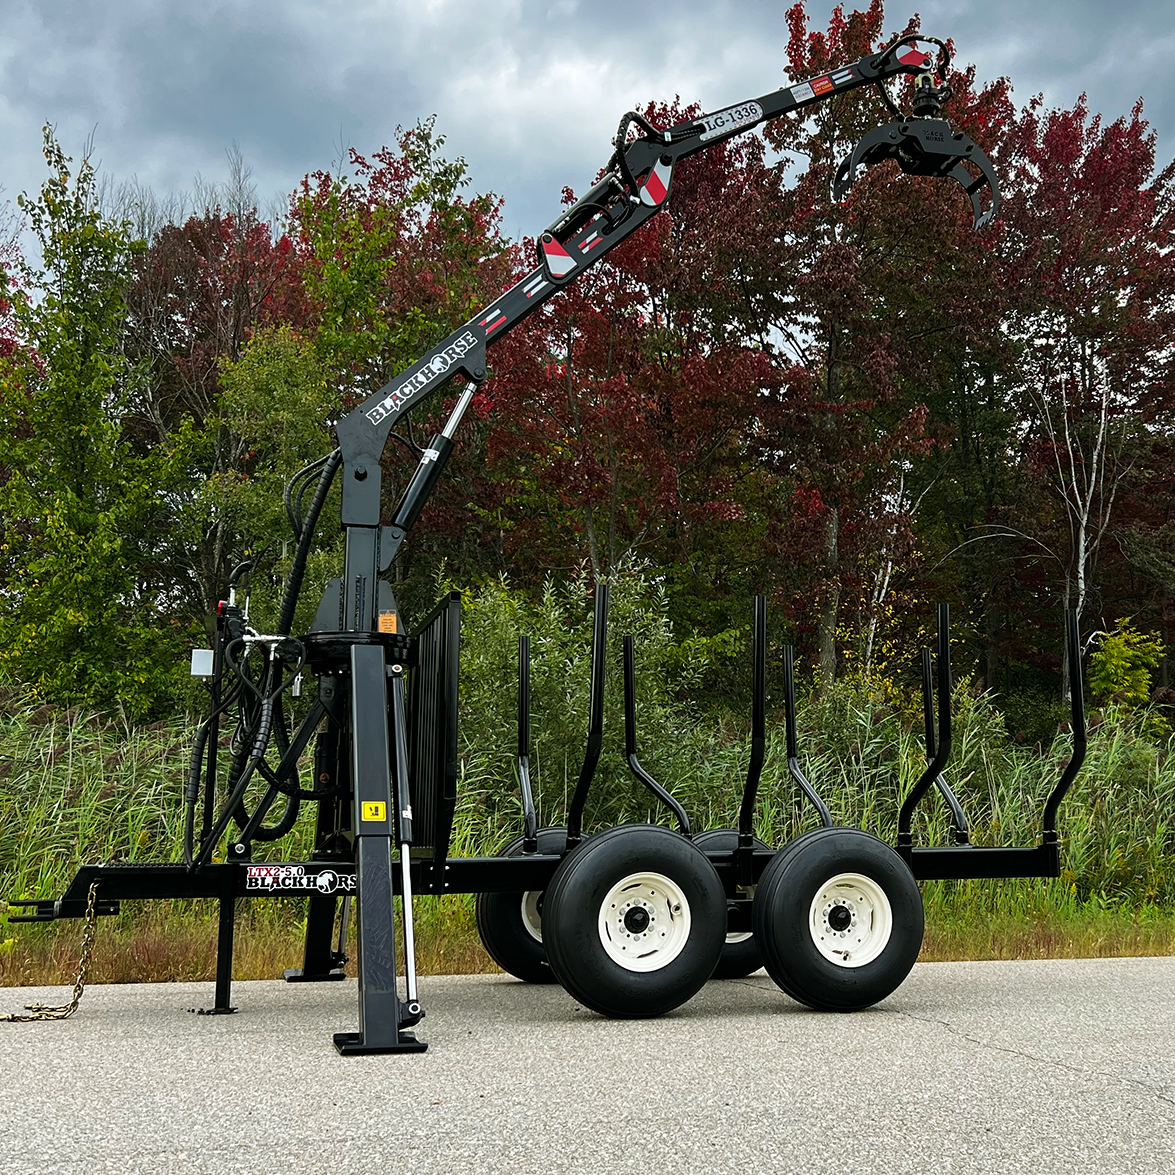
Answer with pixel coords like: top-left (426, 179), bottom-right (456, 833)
top-left (189, 889), bottom-right (238, 1015)
top-left (284, 891), bottom-right (348, 982)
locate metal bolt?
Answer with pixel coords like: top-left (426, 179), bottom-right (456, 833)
top-left (354, 465), bottom-right (368, 481)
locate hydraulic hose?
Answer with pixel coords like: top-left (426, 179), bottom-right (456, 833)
top-left (188, 448), bottom-right (339, 869)
top-left (190, 639), bottom-right (304, 870)
top-left (182, 682), bottom-right (242, 868)
top-left (284, 453), bottom-right (331, 541)
top-left (224, 644), bottom-right (308, 837)
top-left (278, 449), bottom-right (341, 637)
top-left (247, 694), bottom-right (302, 841)
top-left (191, 699), bottom-right (275, 869)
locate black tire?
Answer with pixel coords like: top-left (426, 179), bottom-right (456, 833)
top-left (474, 827), bottom-right (571, 984)
top-left (692, 828), bottom-right (770, 979)
top-left (752, 827), bottom-right (923, 1012)
top-left (542, 824), bottom-right (726, 1018)
top-left (747, 829), bottom-right (827, 1002)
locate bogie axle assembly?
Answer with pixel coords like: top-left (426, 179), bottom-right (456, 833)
top-left (11, 36), bottom-right (1074, 1053)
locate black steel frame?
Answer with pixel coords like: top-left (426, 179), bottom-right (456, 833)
top-left (12, 595), bottom-right (1088, 1032)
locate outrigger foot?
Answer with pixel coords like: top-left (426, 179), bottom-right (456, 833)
top-left (332, 1030), bottom-right (427, 1056)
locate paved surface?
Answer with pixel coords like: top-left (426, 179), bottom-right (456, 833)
top-left (2, 958), bottom-right (1173, 1174)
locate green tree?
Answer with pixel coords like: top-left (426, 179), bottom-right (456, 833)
top-left (1089, 620), bottom-right (1164, 707)
top-left (0, 129), bottom-right (183, 717)
top-left (289, 120), bottom-right (514, 615)
top-left (212, 325), bottom-right (338, 635)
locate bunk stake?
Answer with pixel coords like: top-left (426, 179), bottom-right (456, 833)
top-left (566, 584), bottom-right (609, 848)
top-left (898, 603), bottom-right (952, 845)
top-left (783, 644), bottom-right (833, 829)
top-left (622, 634), bottom-right (691, 836)
top-left (921, 646), bottom-right (970, 844)
top-left (517, 634), bottom-right (538, 853)
top-left (897, 604), bottom-right (1085, 881)
top-left (736, 595), bottom-right (768, 885)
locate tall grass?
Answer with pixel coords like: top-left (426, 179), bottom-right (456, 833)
top-left (451, 575), bottom-right (1175, 913)
top-left (2, 575), bottom-right (1173, 984)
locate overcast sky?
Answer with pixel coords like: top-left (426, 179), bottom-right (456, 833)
top-left (1, 0), bottom-right (1172, 244)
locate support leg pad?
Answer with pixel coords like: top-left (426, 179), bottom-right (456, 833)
top-left (332, 1031), bottom-right (427, 1055)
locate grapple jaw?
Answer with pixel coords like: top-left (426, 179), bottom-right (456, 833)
top-left (832, 58), bottom-right (1000, 230)
top-left (833, 118), bottom-right (1000, 229)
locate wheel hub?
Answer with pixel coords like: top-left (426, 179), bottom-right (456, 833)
top-left (827, 903), bottom-right (853, 932)
top-left (623, 906), bottom-right (651, 934)
top-left (808, 872), bottom-right (893, 969)
top-left (598, 871), bottom-right (692, 973)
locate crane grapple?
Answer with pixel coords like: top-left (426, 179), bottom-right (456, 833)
top-left (833, 43), bottom-right (1001, 229)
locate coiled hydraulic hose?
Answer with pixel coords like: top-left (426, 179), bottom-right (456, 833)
top-left (185, 449), bottom-right (342, 869)
top-left (278, 450), bottom-right (341, 638)
top-left (182, 680), bottom-right (243, 868)
top-left (188, 637), bottom-right (305, 870)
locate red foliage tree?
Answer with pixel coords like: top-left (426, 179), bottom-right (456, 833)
top-left (289, 120), bottom-right (517, 603)
top-left (480, 101), bottom-right (778, 620)
top-left (992, 94), bottom-right (1175, 691)
top-left (735, 2), bottom-right (1015, 683)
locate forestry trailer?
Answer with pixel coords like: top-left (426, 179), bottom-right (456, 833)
top-left (10, 35), bottom-right (1086, 1054)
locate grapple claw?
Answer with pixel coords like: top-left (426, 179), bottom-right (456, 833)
top-left (946, 163), bottom-right (998, 231)
top-left (833, 118), bottom-right (1000, 230)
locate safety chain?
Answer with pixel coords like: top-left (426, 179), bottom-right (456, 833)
top-left (1, 881), bottom-right (100, 1022)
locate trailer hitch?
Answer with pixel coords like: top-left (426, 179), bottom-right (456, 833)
top-left (833, 45), bottom-right (1000, 229)
top-left (7, 895), bottom-right (121, 923)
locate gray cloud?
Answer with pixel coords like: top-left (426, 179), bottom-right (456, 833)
top-left (1, 0), bottom-right (1171, 245)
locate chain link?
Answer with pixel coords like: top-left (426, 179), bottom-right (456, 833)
top-left (1, 881), bottom-right (100, 1023)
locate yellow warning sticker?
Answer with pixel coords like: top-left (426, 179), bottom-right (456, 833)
top-left (361, 802), bottom-right (387, 822)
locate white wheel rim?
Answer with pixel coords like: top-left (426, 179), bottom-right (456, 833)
top-left (727, 884), bottom-right (755, 944)
top-left (520, 891), bottom-right (543, 943)
top-left (598, 871), bottom-right (692, 972)
top-left (808, 872), bottom-right (892, 968)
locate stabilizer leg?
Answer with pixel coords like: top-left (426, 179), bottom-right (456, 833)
top-left (191, 882), bottom-right (238, 1015)
top-left (286, 776), bottom-right (348, 983)
top-left (284, 891), bottom-right (347, 982)
top-left (333, 642), bottom-right (427, 1054)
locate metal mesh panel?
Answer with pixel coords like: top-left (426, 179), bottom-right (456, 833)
top-left (407, 591), bottom-right (461, 863)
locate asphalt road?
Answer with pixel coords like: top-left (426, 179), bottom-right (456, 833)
top-left (2, 958), bottom-right (1173, 1175)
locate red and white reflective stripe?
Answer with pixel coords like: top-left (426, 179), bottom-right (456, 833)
top-left (639, 158), bottom-right (672, 206)
top-left (479, 306), bottom-right (507, 334)
top-left (896, 45), bottom-right (930, 67)
top-left (542, 238), bottom-right (577, 278)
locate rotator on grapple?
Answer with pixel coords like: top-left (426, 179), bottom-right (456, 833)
top-left (5, 35), bottom-right (1075, 1058)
